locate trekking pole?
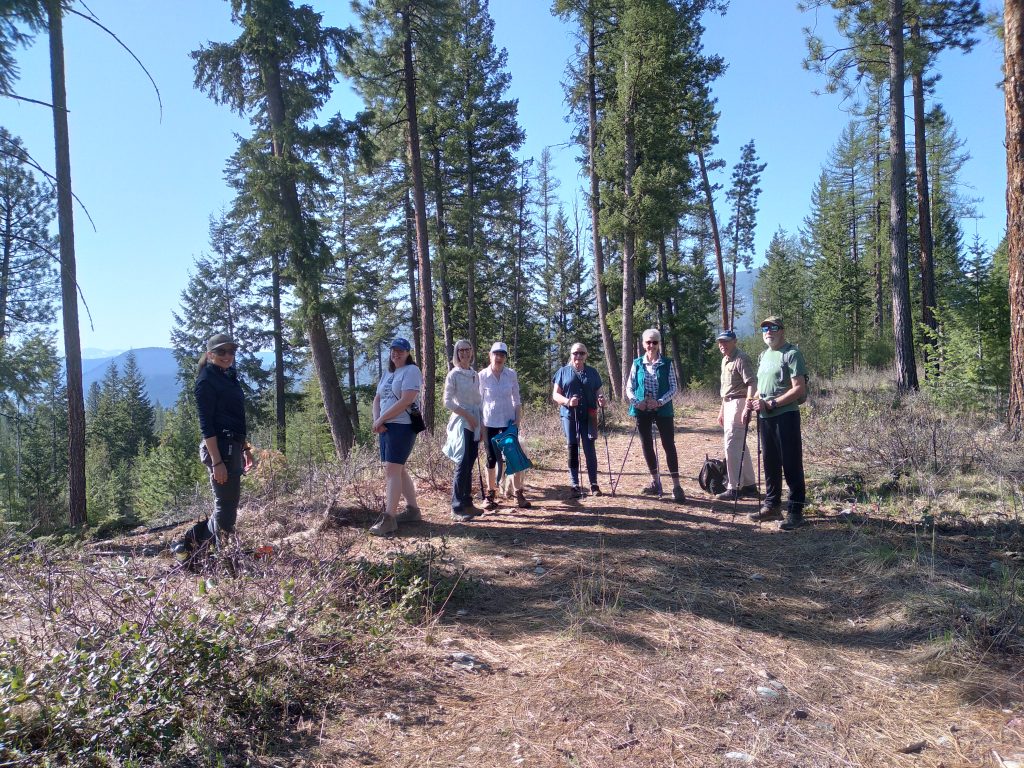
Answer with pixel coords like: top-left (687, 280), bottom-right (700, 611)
top-left (613, 421), bottom-right (638, 496)
top-left (573, 404), bottom-right (585, 497)
top-left (600, 405), bottom-right (613, 494)
top-left (651, 418), bottom-right (663, 499)
top-left (734, 418), bottom-right (750, 518)
top-left (756, 413), bottom-right (763, 529)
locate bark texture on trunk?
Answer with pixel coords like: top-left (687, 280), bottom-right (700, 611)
top-left (402, 11), bottom-right (435, 430)
top-left (698, 148), bottom-right (729, 330)
top-left (911, 23), bottom-right (937, 375)
top-left (47, 0), bottom-right (87, 526)
top-left (889, 0), bottom-right (919, 392)
top-left (1006, 0), bottom-right (1024, 437)
top-left (587, 17), bottom-right (621, 397)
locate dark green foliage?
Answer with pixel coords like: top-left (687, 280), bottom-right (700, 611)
top-left (132, 393), bottom-right (206, 523)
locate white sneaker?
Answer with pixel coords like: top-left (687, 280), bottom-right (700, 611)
top-left (369, 514), bottom-right (398, 537)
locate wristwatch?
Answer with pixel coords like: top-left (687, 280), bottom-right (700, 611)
top-left (769, 398), bottom-right (777, 410)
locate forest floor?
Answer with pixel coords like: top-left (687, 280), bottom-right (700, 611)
top-left (266, 408), bottom-right (1024, 768)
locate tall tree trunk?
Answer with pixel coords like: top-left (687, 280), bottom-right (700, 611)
top-left (1006, 0), bottom-right (1024, 437)
top-left (47, 0), bottom-right (86, 527)
top-left (465, 131), bottom-right (478, 353)
top-left (729, 210), bottom-right (740, 325)
top-left (587, 13), bottom-right (621, 398)
top-left (404, 189), bottom-right (422, 357)
top-left (620, 105), bottom-right (637, 395)
top-left (698, 148), bottom-right (729, 330)
top-left (0, 204), bottom-right (12, 338)
top-left (431, 147), bottom-right (454, 364)
top-left (911, 23), bottom-right (937, 376)
top-left (849, 166), bottom-right (861, 369)
top-left (271, 251), bottom-right (286, 452)
top-left (402, 10), bottom-right (435, 430)
top-left (659, 236), bottom-right (684, 385)
top-left (873, 92), bottom-right (885, 339)
top-left (261, 58), bottom-right (353, 456)
top-left (888, 0), bottom-right (919, 391)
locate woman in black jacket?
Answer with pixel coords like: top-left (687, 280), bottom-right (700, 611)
top-left (172, 333), bottom-right (254, 558)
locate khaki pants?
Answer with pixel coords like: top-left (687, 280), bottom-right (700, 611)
top-left (723, 398), bottom-right (755, 489)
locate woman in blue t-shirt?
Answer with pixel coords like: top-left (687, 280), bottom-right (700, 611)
top-left (552, 343), bottom-right (607, 497)
top-left (370, 337), bottom-right (423, 536)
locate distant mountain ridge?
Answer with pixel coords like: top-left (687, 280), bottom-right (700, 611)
top-left (82, 348), bottom-right (180, 408)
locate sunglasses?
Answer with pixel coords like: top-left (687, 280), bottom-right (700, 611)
top-left (571, 351), bottom-right (586, 356)
top-left (644, 339), bottom-right (660, 346)
top-left (457, 348), bottom-right (473, 353)
top-left (211, 348), bottom-right (236, 357)
top-left (760, 324), bottom-right (782, 332)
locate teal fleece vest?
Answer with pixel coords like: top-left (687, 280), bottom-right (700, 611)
top-left (628, 356), bottom-right (674, 418)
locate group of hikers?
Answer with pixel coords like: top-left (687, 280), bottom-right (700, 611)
top-left (173, 315), bottom-right (808, 557)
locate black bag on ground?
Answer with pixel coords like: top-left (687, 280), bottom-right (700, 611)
top-left (698, 454), bottom-right (727, 495)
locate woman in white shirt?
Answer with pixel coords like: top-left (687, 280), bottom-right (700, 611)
top-left (443, 339), bottom-right (483, 522)
top-left (478, 341), bottom-right (531, 510)
top-left (369, 337), bottom-right (423, 536)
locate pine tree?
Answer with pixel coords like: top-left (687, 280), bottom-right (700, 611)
top-left (725, 140), bottom-right (766, 328)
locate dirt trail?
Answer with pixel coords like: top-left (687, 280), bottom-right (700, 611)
top-left (309, 411), bottom-right (1023, 768)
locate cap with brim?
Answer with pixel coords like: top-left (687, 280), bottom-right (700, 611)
top-left (390, 337), bottom-right (412, 351)
top-left (760, 316), bottom-right (784, 329)
top-left (716, 330), bottom-right (737, 342)
top-left (490, 342), bottom-right (508, 354)
top-left (207, 333), bottom-right (237, 353)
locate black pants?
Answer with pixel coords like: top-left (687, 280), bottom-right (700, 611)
top-left (635, 412), bottom-right (679, 477)
top-left (189, 436), bottom-right (243, 545)
top-left (451, 429), bottom-right (479, 510)
top-left (759, 410), bottom-right (806, 515)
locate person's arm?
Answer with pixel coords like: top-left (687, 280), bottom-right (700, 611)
top-left (625, 361), bottom-right (639, 407)
top-left (658, 362), bottom-right (678, 406)
top-left (511, 371), bottom-right (522, 426)
top-left (195, 377), bottom-right (228, 485)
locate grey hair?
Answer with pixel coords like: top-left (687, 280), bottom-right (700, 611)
top-left (567, 343), bottom-right (587, 364)
top-left (451, 338), bottom-right (474, 368)
top-left (642, 328), bottom-right (661, 343)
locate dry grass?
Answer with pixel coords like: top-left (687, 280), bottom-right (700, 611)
top-left (6, 383), bottom-right (1024, 767)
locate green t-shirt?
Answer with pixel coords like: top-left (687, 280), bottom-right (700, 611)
top-left (756, 343), bottom-right (807, 418)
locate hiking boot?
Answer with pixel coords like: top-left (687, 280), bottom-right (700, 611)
top-left (590, 484), bottom-right (603, 497)
top-left (570, 485), bottom-right (584, 499)
top-left (749, 503), bottom-right (783, 522)
top-left (369, 514), bottom-right (398, 537)
top-left (396, 505), bottom-right (422, 523)
top-left (170, 539), bottom-right (194, 562)
top-left (515, 490), bottom-right (532, 509)
top-left (779, 511), bottom-right (807, 531)
top-left (451, 508), bottom-right (477, 523)
top-left (715, 488), bottom-right (740, 501)
top-left (483, 490), bottom-right (498, 511)
top-left (641, 481), bottom-right (661, 496)
top-left (739, 484), bottom-right (759, 498)
top-left (672, 485), bottom-right (686, 503)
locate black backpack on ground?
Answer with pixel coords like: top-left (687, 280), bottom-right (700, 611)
top-left (698, 454), bottom-right (727, 495)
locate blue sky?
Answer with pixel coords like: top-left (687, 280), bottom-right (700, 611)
top-left (1, 0), bottom-right (1006, 354)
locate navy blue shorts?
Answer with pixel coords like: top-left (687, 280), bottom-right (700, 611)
top-left (379, 422), bottom-right (416, 464)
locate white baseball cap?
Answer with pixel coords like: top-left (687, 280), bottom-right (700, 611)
top-left (490, 342), bottom-right (508, 354)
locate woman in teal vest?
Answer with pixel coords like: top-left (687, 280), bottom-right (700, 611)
top-left (626, 328), bottom-right (685, 502)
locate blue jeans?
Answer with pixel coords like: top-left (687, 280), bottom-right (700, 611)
top-left (562, 409), bottom-right (598, 486)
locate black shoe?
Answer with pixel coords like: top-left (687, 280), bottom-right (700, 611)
top-left (515, 490), bottom-right (532, 509)
top-left (641, 481), bottom-right (661, 496)
top-left (749, 504), bottom-right (782, 522)
top-left (739, 485), bottom-right (759, 498)
top-left (672, 485), bottom-right (686, 503)
top-left (571, 485), bottom-right (584, 499)
top-left (590, 484), bottom-right (603, 497)
top-left (170, 539), bottom-right (193, 561)
top-left (780, 512), bottom-right (807, 531)
top-left (483, 490), bottom-right (498, 511)
top-left (452, 508), bottom-right (476, 522)
top-left (715, 488), bottom-right (740, 501)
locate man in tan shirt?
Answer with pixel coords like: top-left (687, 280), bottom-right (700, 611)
top-left (716, 330), bottom-right (757, 500)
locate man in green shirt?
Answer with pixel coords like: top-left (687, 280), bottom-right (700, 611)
top-left (749, 316), bottom-right (808, 530)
